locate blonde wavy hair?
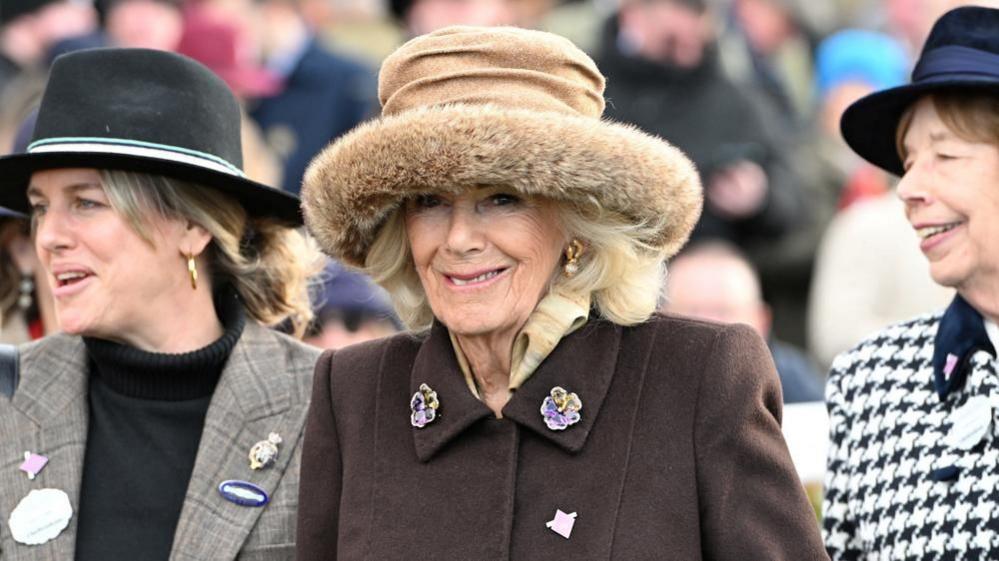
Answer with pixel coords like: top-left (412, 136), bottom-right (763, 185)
top-left (363, 194), bottom-right (668, 332)
top-left (100, 170), bottom-right (321, 337)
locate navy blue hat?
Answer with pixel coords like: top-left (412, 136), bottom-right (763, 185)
top-left (312, 261), bottom-right (399, 326)
top-left (0, 48), bottom-right (302, 224)
top-left (840, 6), bottom-right (999, 176)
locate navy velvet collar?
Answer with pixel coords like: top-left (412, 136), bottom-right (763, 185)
top-left (933, 294), bottom-right (996, 400)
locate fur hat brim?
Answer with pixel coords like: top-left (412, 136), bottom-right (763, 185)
top-left (302, 104), bottom-right (702, 267)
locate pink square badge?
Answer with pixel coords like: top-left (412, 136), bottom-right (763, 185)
top-left (19, 452), bottom-right (48, 480)
top-left (546, 509), bottom-right (577, 539)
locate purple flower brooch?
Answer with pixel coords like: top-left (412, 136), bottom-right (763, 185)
top-left (540, 386), bottom-right (582, 431)
top-left (410, 383), bottom-right (440, 428)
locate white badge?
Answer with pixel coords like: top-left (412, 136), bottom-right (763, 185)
top-left (945, 396), bottom-right (993, 451)
top-left (8, 489), bottom-right (73, 546)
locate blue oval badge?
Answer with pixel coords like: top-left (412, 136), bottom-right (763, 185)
top-left (218, 480), bottom-right (269, 507)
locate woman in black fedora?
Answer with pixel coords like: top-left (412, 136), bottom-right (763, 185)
top-left (0, 48), bottom-right (320, 560)
top-left (823, 6), bottom-right (999, 559)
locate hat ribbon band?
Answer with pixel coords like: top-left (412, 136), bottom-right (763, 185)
top-left (27, 137), bottom-right (245, 178)
top-left (913, 45), bottom-right (999, 82)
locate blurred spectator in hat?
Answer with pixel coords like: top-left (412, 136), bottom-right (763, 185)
top-left (44, 0), bottom-right (183, 59)
top-left (177, 4), bottom-right (283, 186)
top-left (717, 0), bottom-right (832, 127)
top-left (813, 29), bottom-right (908, 209)
top-left (100, 0), bottom-right (182, 50)
top-left (0, 106), bottom-right (57, 343)
top-left (304, 260), bottom-right (400, 350)
top-left (0, 0), bottom-right (97, 94)
top-left (751, 29), bottom-right (908, 350)
top-left (230, 0), bottom-right (375, 195)
top-left (597, 0), bottom-right (807, 263)
top-left (664, 241), bottom-right (824, 404)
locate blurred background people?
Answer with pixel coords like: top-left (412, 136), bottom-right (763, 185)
top-left (0, 206), bottom-right (56, 343)
top-left (0, 0), bottom-right (97, 96)
top-left (304, 260), bottom-right (400, 350)
top-left (811, 29), bottom-right (908, 208)
top-left (597, 0), bottom-right (818, 348)
top-left (0, 90), bottom-right (56, 344)
top-left (100, 0), bottom-right (183, 49)
top-left (243, 0), bottom-right (376, 195)
top-left (598, 0), bottom-right (806, 256)
top-left (176, 3), bottom-right (284, 186)
top-left (664, 241), bottom-right (824, 403)
top-left (719, 0), bottom-right (832, 128)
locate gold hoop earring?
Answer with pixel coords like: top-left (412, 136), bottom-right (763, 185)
top-left (187, 253), bottom-right (198, 290)
top-left (563, 239), bottom-right (584, 277)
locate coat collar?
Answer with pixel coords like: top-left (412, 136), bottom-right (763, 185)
top-left (4, 335), bottom-right (89, 561)
top-left (410, 319), bottom-right (621, 462)
top-left (13, 334), bottom-right (88, 428)
top-left (933, 294), bottom-right (996, 400)
top-left (169, 321), bottom-right (303, 561)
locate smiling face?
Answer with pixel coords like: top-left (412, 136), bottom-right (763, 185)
top-left (403, 187), bottom-right (567, 339)
top-left (26, 168), bottom-right (202, 343)
top-left (897, 97), bottom-right (999, 295)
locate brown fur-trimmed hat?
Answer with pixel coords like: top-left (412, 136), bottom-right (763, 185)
top-left (301, 25), bottom-right (702, 267)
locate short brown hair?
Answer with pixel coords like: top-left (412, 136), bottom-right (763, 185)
top-left (896, 91), bottom-right (999, 161)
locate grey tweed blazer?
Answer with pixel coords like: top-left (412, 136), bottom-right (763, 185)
top-left (0, 322), bottom-right (320, 561)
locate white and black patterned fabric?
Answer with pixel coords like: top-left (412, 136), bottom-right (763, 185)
top-left (823, 297), bottom-right (999, 560)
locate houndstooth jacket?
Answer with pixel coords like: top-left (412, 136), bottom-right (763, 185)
top-left (823, 297), bottom-right (999, 560)
top-left (0, 322), bottom-right (319, 561)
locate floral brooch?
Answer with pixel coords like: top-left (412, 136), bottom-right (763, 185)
top-left (410, 383), bottom-right (440, 428)
top-left (540, 386), bottom-right (582, 431)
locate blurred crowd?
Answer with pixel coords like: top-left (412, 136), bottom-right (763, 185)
top-left (1, 0), bottom-right (987, 385)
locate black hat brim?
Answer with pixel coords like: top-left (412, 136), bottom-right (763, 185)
top-left (841, 75), bottom-right (999, 177)
top-left (0, 150), bottom-right (303, 226)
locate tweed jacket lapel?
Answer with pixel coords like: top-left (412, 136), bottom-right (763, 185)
top-left (0, 335), bottom-right (89, 561)
top-left (411, 320), bottom-right (621, 461)
top-left (169, 322), bottom-right (306, 561)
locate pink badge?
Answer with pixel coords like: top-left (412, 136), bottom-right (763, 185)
top-left (944, 353), bottom-right (960, 379)
top-left (19, 452), bottom-right (48, 480)
top-left (546, 509), bottom-right (577, 539)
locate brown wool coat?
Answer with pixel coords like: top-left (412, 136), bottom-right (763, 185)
top-left (296, 314), bottom-right (828, 560)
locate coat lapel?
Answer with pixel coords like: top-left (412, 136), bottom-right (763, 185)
top-left (410, 324), bottom-right (494, 462)
top-left (169, 324), bottom-right (304, 561)
top-left (2, 335), bottom-right (89, 561)
top-left (410, 320), bottom-right (622, 461)
top-left (502, 320), bottom-right (621, 453)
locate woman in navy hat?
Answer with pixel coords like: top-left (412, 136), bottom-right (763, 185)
top-left (824, 6), bottom-right (999, 559)
top-left (0, 48), bottom-right (320, 560)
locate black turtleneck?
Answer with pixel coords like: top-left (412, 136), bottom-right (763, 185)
top-left (74, 289), bottom-right (246, 561)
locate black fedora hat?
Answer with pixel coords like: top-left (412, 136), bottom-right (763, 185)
top-left (840, 5), bottom-right (999, 177)
top-left (0, 48), bottom-right (302, 225)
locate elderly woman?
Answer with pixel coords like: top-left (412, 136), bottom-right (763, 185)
top-left (0, 49), bottom-right (319, 560)
top-left (823, 6), bottom-right (999, 559)
top-left (296, 26), bottom-right (824, 560)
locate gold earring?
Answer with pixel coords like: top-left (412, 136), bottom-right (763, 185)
top-left (187, 253), bottom-right (198, 290)
top-left (563, 239), bottom-right (584, 277)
